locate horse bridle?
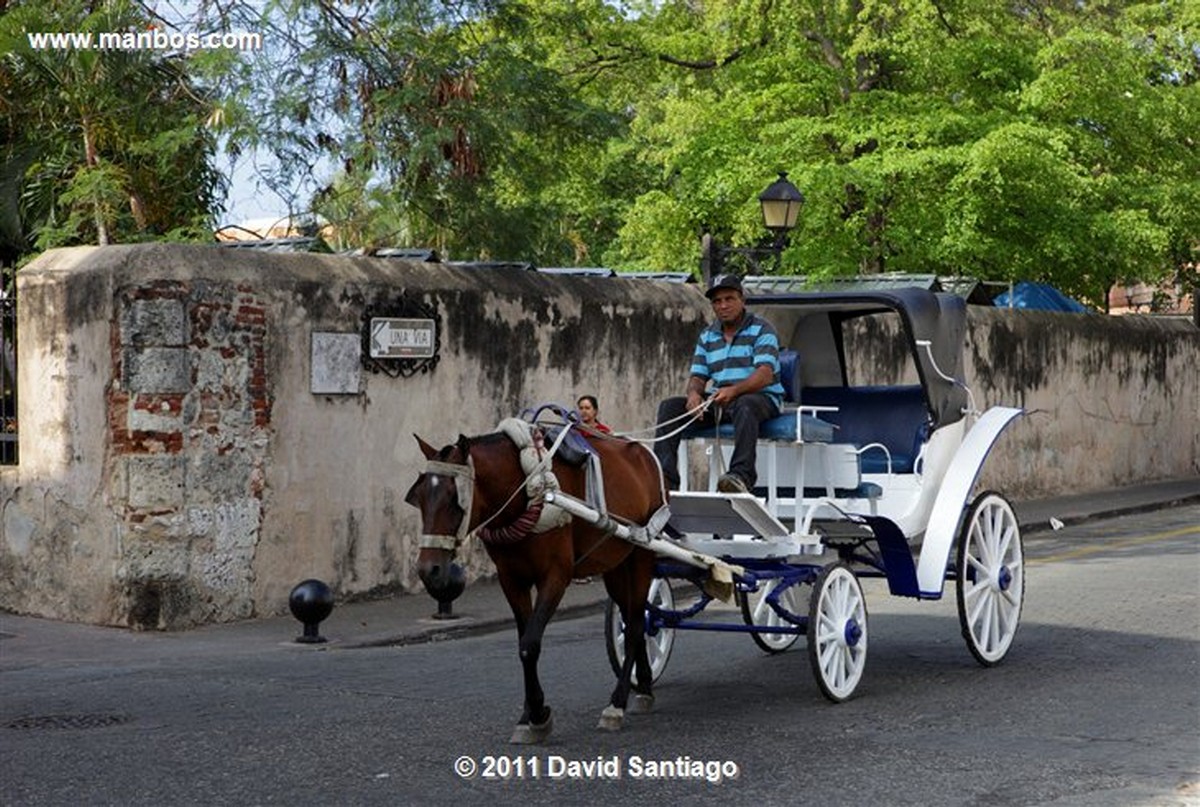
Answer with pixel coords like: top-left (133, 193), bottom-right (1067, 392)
top-left (417, 455), bottom-right (537, 549)
top-left (417, 459), bottom-right (476, 551)
top-left (417, 426), bottom-right (579, 550)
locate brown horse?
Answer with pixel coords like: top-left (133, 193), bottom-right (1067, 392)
top-left (405, 426), bottom-right (665, 743)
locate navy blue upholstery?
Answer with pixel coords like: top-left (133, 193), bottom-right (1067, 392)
top-left (778, 349), bottom-right (801, 403)
top-left (800, 386), bottom-right (930, 473)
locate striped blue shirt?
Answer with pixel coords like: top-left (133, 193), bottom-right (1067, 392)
top-left (690, 312), bottom-right (785, 408)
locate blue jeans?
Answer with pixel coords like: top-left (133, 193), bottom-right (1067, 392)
top-left (653, 392), bottom-right (778, 490)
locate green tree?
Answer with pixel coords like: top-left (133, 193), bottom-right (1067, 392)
top-left (193, 0), bottom-right (639, 264)
top-left (185, 0), bottom-right (1196, 303)
top-left (0, 0), bottom-right (222, 272)
top-left (607, 0), bottom-right (1198, 306)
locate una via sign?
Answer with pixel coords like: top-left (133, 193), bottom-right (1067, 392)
top-left (369, 317), bottom-right (436, 359)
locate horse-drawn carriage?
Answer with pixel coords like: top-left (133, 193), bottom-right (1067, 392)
top-left (408, 287), bottom-right (1024, 742)
top-left (598, 287), bottom-right (1025, 702)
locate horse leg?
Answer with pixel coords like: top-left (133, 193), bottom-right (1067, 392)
top-left (496, 576), bottom-right (547, 744)
top-left (628, 553), bottom-right (657, 712)
top-left (599, 562), bottom-right (654, 731)
top-left (505, 574), bottom-right (567, 745)
top-left (628, 552), bottom-right (657, 715)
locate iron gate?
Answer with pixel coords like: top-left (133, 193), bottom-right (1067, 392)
top-left (1, 295), bottom-right (15, 465)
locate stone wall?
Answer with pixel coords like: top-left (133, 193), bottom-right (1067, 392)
top-left (2, 244), bottom-right (1197, 628)
top-left (0, 244), bottom-right (705, 628)
top-left (968, 309), bottom-right (1199, 498)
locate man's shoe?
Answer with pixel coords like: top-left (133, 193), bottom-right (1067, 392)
top-left (717, 474), bottom-right (749, 494)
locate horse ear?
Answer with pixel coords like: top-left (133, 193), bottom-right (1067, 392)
top-left (414, 434), bottom-right (438, 460)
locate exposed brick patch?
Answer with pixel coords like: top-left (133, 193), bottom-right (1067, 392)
top-left (108, 281), bottom-right (275, 626)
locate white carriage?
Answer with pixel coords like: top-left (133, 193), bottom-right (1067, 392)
top-left (553, 288), bottom-right (1025, 702)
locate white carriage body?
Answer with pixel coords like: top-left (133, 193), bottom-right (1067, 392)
top-left (663, 288), bottom-right (1023, 599)
top-left (581, 289), bottom-right (1027, 701)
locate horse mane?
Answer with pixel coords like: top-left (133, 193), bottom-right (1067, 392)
top-left (437, 431), bottom-right (509, 462)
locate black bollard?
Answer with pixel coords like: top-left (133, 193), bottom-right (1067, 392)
top-left (289, 579), bottom-right (334, 643)
top-left (431, 563), bottom-right (466, 620)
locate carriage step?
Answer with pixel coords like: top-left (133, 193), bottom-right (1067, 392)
top-left (666, 491), bottom-right (791, 539)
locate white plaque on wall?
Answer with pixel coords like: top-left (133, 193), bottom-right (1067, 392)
top-left (311, 332), bottom-right (362, 394)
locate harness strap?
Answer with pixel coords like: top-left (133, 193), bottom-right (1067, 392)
top-left (418, 533), bottom-right (459, 551)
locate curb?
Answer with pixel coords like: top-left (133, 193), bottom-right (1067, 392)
top-left (1019, 491), bottom-right (1200, 535)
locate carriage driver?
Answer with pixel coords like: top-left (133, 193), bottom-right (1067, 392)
top-left (653, 273), bottom-right (784, 494)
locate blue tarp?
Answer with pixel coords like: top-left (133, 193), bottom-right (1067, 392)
top-left (993, 281), bottom-right (1090, 313)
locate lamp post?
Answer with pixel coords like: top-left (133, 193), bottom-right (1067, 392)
top-left (700, 171), bottom-right (804, 284)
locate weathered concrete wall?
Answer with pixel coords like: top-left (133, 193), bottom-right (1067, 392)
top-left (0, 244), bottom-right (704, 628)
top-left (968, 309), bottom-right (1200, 498)
top-left (2, 244), bottom-right (1196, 628)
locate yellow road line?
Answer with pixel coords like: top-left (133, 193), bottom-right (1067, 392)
top-left (1029, 525), bottom-right (1200, 565)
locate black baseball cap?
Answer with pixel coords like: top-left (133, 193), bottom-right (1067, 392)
top-left (705, 273), bottom-right (743, 299)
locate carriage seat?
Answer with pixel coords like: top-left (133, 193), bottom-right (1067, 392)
top-left (684, 349), bottom-right (837, 443)
top-left (799, 386), bottom-right (930, 474)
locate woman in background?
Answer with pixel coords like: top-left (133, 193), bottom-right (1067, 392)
top-left (576, 395), bottom-right (612, 434)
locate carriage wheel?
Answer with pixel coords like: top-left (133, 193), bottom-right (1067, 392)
top-left (807, 562), bottom-right (868, 703)
top-left (740, 577), bottom-right (803, 653)
top-left (605, 577), bottom-right (675, 684)
top-left (956, 491), bottom-right (1024, 666)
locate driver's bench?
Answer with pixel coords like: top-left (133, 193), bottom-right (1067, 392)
top-left (674, 349), bottom-right (931, 524)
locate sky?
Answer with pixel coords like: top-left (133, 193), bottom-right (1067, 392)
top-left (217, 150), bottom-right (313, 232)
top-left (144, 1), bottom-right (312, 231)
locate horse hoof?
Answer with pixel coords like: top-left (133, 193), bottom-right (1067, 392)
top-left (510, 713), bottom-right (553, 745)
top-left (597, 705), bottom-right (624, 732)
top-left (628, 693), bottom-right (655, 715)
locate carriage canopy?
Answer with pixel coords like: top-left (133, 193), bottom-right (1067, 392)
top-left (747, 287), bottom-right (969, 430)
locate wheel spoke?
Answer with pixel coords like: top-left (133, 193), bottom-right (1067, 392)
top-left (820, 640), bottom-right (839, 670)
top-left (753, 597), bottom-right (771, 624)
top-left (988, 592), bottom-right (1002, 649)
top-left (989, 506), bottom-right (1005, 544)
top-left (997, 522), bottom-right (1015, 561)
top-left (995, 597), bottom-right (1015, 639)
top-left (969, 586), bottom-right (988, 638)
top-left (973, 522), bottom-right (994, 567)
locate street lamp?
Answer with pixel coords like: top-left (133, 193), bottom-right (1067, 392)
top-left (700, 172), bottom-right (804, 283)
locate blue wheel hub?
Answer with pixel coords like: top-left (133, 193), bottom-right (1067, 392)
top-left (844, 618), bottom-right (862, 647)
top-left (998, 566), bottom-right (1013, 591)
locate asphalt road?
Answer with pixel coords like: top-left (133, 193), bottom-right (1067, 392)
top-left (2, 505), bottom-right (1197, 806)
